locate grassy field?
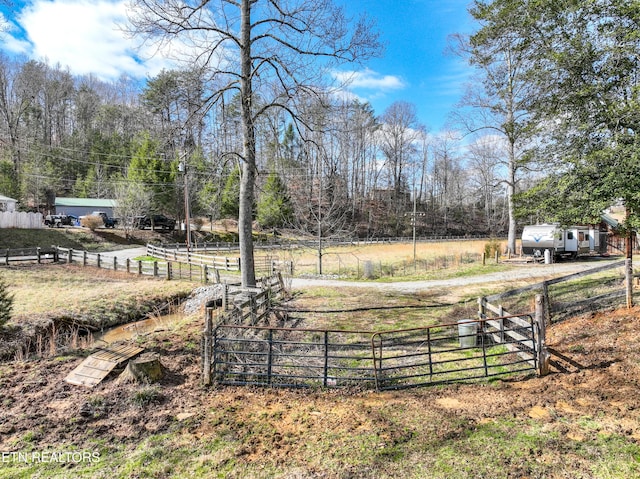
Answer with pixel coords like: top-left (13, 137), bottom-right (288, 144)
top-left (271, 238), bottom-right (508, 279)
top-left (1, 227), bottom-right (511, 280)
top-left (1, 229), bottom-right (638, 478)
top-left (0, 272), bottom-right (639, 478)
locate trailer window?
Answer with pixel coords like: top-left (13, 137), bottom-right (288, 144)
top-left (579, 232), bottom-right (585, 241)
top-left (567, 231), bottom-right (574, 240)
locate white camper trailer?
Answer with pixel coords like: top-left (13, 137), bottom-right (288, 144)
top-left (521, 224), bottom-right (607, 259)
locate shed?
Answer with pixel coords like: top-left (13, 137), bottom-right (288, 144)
top-left (54, 197), bottom-right (116, 217)
top-left (0, 195), bottom-right (17, 212)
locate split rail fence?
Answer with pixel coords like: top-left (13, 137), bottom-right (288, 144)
top-left (0, 247), bottom-right (58, 265)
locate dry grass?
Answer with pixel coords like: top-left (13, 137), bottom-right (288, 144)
top-left (279, 239), bottom-right (507, 277)
top-left (3, 264), bottom-right (197, 317)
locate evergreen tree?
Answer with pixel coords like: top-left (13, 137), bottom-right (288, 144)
top-left (127, 133), bottom-right (176, 214)
top-left (220, 166), bottom-right (241, 219)
top-left (0, 277), bottom-right (13, 329)
top-left (257, 172), bottom-right (293, 229)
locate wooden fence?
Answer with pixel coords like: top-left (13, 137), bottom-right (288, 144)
top-left (0, 247), bottom-right (58, 265)
top-left (146, 244), bottom-right (241, 271)
top-left (0, 211), bottom-right (43, 229)
top-left (202, 273), bottom-right (287, 385)
top-left (478, 296), bottom-right (549, 376)
top-left (482, 259), bottom-right (627, 323)
top-left (55, 246), bottom-right (225, 283)
top-left (147, 243), bottom-right (294, 275)
top-left (476, 260), bottom-right (630, 375)
top-left (203, 260), bottom-right (634, 390)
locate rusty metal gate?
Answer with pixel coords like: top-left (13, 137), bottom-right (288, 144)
top-left (371, 315), bottom-right (538, 390)
top-left (210, 325), bottom-right (377, 388)
top-left (205, 313), bottom-right (539, 390)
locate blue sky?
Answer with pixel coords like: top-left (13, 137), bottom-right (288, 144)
top-left (0, 0), bottom-right (475, 132)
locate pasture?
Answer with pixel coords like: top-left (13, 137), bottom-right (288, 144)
top-left (0, 233), bottom-right (638, 478)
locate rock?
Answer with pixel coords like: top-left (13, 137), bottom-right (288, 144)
top-left (79, 401), bottom-right (93, 418)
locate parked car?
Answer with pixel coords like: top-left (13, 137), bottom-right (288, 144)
top-left (136, 214), bottom-right (176, 231)
top-left (44, 214), bottom-right (73, 228)
top-left (79, 211), bottom-right (118, 228)
top-left (90, 211), bottom-right (117, 228)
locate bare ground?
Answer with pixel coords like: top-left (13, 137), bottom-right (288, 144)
top-left (1, 294), bottom-right (639, 477)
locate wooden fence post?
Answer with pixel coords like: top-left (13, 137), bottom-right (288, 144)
top-left (203, 309), bottom-right (213, 386)
top-left (477, 296), bottom-right (487, 319)
top-left (113, 256), bottom-right (117, 271)
top-left (267, 328), bottom-right (274, 385)
top-left (277, 272), bottom-right (285, 295)
top-left (203, 264), bottom-right (208, 284)
top-left (167, 261), bottom-right (172, 280)
top-left (68, 249), bottom-right (73, 264)
top-left (250, 293), bottom-right (257, 325)
top-left (153, 261), bottom-right (158, 277)
top-left (222, 283), bottom-right (228, 311)
top-left (535, 294), bottom-right (550, 376)
top-left (126, 258), bottom-right (130, 274)
top-left (137, 260), bottom-right (143, 275)
top-left (97, 253), bottom-right (101, 269)
top-left (542, 281), bottom-right (551, 325)
top-left (37, 247), bottom-right (41, 264)
top-left (83, 251), bottom-right (87, 267)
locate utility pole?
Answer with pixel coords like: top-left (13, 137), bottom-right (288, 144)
top-left (178, 160), bottom-right (191, 252)
top-left (404, 187), bottom-right (425, 271)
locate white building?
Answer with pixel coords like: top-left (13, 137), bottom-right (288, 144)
top-left (0, 195), bottom-right (17, 212)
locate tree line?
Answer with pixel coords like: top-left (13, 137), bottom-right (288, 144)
top-left (0, 59), bottom-right (512, 240)
top-left (3, 0), bottom-right (634, 287)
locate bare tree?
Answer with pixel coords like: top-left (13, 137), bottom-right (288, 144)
top-left (113, 180), bottom-right (153, 239)
top-left (429, 132), bottom-right (465, 234)
top-left (126, 0), bottom-right (380, 287)
top-left (378, 101), bottom-right (423, 235)
top-left (0, 55), bottom-right (39, 177)
top-left (466, 137), bottom-right (506, 234)
top-left (450, 21), bottom-right (540, 253)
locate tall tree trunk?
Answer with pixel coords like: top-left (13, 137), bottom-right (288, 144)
top-left (507, 144), bottom-right (517, 255)
top-left (626, 208), bottom-right (634, 308)
top-left (239, 0), bottom-right (256, 288)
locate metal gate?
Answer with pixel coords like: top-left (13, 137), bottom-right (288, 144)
top-left (205, 314), bottom-right (539, 390)
top-left (210, 325), bottom-right (376, 388)
top-left (371, 315), bottom-right (538, 391)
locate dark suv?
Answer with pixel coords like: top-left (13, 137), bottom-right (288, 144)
top-left (137, 214), bottom-right (176, 231)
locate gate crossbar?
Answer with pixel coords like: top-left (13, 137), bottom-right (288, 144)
top-left (371, 315), bottom-right (537, 391)
top-left (208, 314), bottom-right (539, 391)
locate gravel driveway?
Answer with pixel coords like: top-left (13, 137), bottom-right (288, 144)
top-left (289, 257), bottom-right (623, 293)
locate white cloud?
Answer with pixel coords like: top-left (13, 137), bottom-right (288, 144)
top-left (333, 68), bottom-right (406, 91)
top-left (4, 0), bottom-right (180, 81)
top-left (17, 0), bottom-right (141, 79)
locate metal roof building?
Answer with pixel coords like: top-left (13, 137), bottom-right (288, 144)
top-left (54, 198), bottom-right (116, 217)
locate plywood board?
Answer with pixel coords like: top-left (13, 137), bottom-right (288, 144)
top-left (64, 344), bottom-right (144, 387)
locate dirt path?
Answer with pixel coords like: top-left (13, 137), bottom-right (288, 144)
top-left (290, 257), bottom-right (621, 293)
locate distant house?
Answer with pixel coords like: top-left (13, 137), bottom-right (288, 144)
top-left (54, 197), bottom-right (116, 218)
top-left (0, 195), bottom-right (17, 212)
